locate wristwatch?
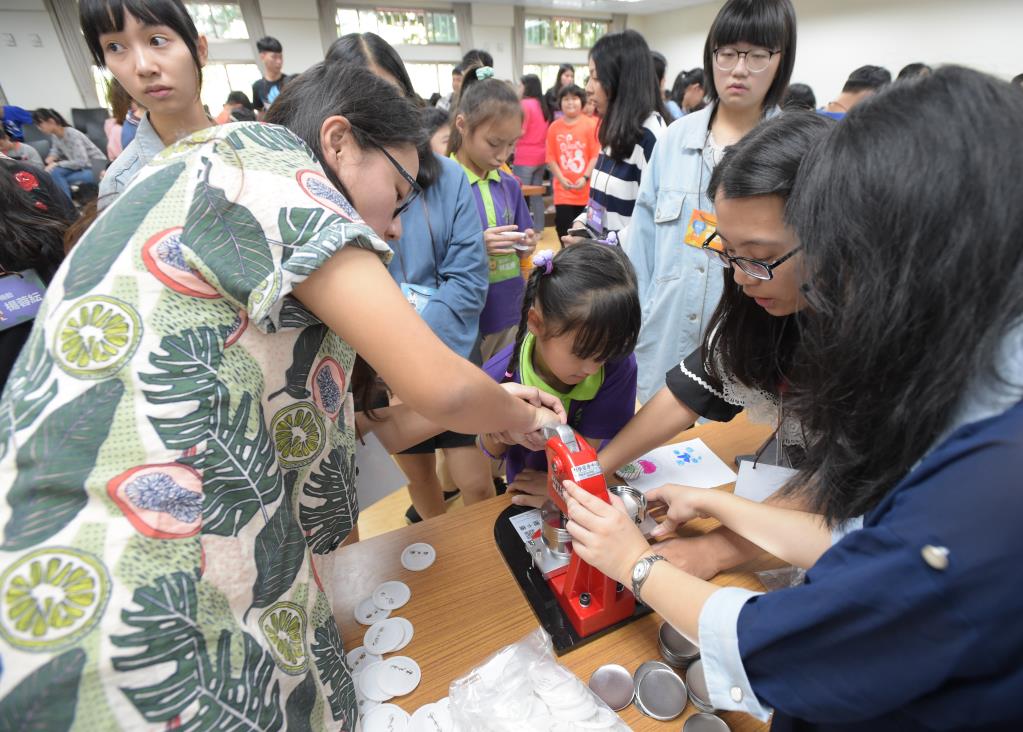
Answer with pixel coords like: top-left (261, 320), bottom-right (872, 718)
top-left (631, 554), bottom-right (667, 604)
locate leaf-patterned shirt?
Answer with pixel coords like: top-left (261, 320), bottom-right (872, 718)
top-left (0, 122), bottom-right (389, 731)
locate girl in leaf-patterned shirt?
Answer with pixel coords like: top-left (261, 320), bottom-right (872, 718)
top-left (0, 61), bottom-right (560, 731)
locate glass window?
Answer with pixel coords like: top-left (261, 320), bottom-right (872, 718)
top-left (525, 15), bottom-right (608, 49)
top-left (200, 63), bottom-right (262, 113)
top-left (336, 7), bottom-right (459, 46)
top-left (406, 62), bottom-right (456, 98)
top-left (185, 3), bottom-right (248, 40)
top-left (523, 64), bottom-right (563, 92)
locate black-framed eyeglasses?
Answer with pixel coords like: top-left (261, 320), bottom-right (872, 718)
top-left (377, 145), bottom-right (422, 219)
top-left (702, 232), bottom-right (801, 281)
top-left (713, 46), bottom-right (780, 73)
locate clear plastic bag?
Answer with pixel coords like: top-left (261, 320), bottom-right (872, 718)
top-left (756, 565), bottom-right (806, 591)
top-left (448, 627), bottom-right (630, 731)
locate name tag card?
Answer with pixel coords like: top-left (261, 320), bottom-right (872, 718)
top-left (0, 270), bottom-right (46, 333)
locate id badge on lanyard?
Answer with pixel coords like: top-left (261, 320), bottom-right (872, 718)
top-left (684, 209), bottom-right (718, 249)
top-left (0, 269), bottom-right (46, 333)
top-left (399, 282), bottom-right (437, 314)
top-left (586, 199), bottom-right (607, 235)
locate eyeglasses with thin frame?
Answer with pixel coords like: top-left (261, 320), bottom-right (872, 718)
top-left (713, 46), bottom-right (780, 74)
top-left (702, 231), bottom-right (801, 281)
top-left (376, 145), bottom-right (422, 219)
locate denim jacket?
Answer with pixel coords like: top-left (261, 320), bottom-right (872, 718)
top-left (626, 103), bottom-right (779, 402)
top-left (388, 154), bottom-right (488, 357)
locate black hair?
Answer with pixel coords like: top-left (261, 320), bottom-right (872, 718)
top-left (589, 30), bottom-right (667, 160)
top-left (264, 61), bottom-right (422, 202)
top-left (462, 49), bottom-right (494, 68)
top-left (421, 106), bottom-right (450, 137)
top-left (265, 62), bottom-right (423, 417)
top-left (557, 84), bottom-right (586, 106)
top-left (79, 0), bottom-right (203, 93)
top-left (703, 0), bottom-right (796, 112)
top-left (326, 33), bottom-right (417, 99)
top-left (782, 82), bottom-right (816, 111)
top-left (447, 64), bottom-right (521, 155)
top-left (554, 64), bottom-right (575, 95)
top-left (670, 67), bottom-right (705, 109)
top-left (841, 65), bottom-right (891, 93)
top-left (452, 64), bottom-right (465, 76)
top-left (784, 66), bottom-right (1023, 524)
top-left (0, 160), bottom-right (70, 280)
top-left (229, 106), bottom-right (256, 122)
top-left (651, 51), bottom-right (667, 84)
top-left (225, 91), bottom-right (251, 107)
top-left (31, 108), bottom-right (70, 127)
top-left (505, 243), bottom-right (641, 382)
top-left (520, 74), bottom-right (551, 122)
top-left (897, 62), bottom-right (931, 81)
top-left (703, 111), bottom-right (833, 398)
top-left (324, 34), bottom-right (440, 187)
top-left (256, 36), bottom-right (283, 54)
top-left (1013, 73), bottom-right (1023, 86)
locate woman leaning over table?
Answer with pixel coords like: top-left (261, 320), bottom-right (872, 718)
top-left (565, 67), bottom-right (1023, 731)
top-left (0, 61), bottom-right (562, 730)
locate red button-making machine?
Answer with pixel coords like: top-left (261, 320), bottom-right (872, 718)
top-left (495, 424), bottom-right (651, 654)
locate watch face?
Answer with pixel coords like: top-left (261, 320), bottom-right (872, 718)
top-left (632, 561), bottom-right (646, 581)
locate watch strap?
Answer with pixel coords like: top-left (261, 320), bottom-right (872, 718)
top-left (631, 554), bottom-right (667, 603)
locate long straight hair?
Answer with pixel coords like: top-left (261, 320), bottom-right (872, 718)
top-left (520, 74), bottom-right (552, 123)
top-left (589, 30), bottom-right (667, 161)
top-left (784, 66), bottom-right (1023, 523)
top-left (703, 111), bottom-right (833, 395)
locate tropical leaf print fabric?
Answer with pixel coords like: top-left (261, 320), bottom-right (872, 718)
top-left (0, 122), bottom-right (390, 731)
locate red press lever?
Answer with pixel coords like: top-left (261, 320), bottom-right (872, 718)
top-left (542, 424), bottom-right (636, 637)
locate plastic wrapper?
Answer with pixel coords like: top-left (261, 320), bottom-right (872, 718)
top-left (756, 565), bottom-right (805, 591)
top-left (448, 627), bottom-right (630, 731)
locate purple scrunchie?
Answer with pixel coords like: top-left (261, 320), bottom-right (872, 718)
top-left (532, 249), bottom-right (555, 275)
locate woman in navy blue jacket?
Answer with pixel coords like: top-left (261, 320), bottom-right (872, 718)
top-left (563, 66), bottom-right (1023, 731)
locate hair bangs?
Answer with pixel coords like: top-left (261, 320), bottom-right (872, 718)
top-left (551, 285), bottom-right (640, 364)
top-left (709, 0), bottom-right (788, 51)
top-left (80, 0), bottom-right (198, 66)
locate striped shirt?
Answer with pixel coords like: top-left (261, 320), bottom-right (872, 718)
top-left (588, 112), bottom-right (666, 233)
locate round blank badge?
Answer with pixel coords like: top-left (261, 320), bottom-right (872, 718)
top-left (409, 700), bottom-right (455, 732)
top-left (376, 656), bottom-right (422, 697)
top-left (361, 703), bottom-right (410, 732)
top-left (364, 618), bottom-right (406, 655)
top-left (401, 542), bottom-right (436, 571)
top-left (373, 580), bottom-right (412, 610)
top-left (355, 596), bottom-right (391, 625)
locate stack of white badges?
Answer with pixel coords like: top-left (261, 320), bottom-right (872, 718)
top-left (347, 543), bottom-right (441, 731)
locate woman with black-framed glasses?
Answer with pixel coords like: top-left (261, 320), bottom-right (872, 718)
top-left (627, 0), bottom-right (797, 404)
top-left (591, 111), bottom-right (834, 579)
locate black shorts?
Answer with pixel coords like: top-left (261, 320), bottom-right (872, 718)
top-left (399, 430), bottom-right (477, 455)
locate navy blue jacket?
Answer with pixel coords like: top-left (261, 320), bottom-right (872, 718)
top-left (739, 400), bottom-right (1023, 731)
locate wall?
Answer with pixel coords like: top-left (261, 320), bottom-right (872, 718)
top-left (0, 0), bottom-right (85, 118)
top-left (259, 0), bottom-right (323, 74)
top-left (632, 0), bottom-right (1023, 105)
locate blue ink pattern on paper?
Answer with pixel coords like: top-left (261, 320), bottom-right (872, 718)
top-left (673, 447), bottom-right (703, 466)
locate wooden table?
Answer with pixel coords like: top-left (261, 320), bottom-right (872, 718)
top-left (333, 414), bottom-right (777, 730)
top-left (521, 184), bottom-right (548, 198)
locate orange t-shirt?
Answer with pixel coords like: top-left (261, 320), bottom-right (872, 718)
top-left (546, 115), bottom-right (600, 206)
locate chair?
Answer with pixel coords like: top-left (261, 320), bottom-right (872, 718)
top-left (71, 107), bottom-right (112, 156)
top-left (25, 138), bottom-right (50, 160)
